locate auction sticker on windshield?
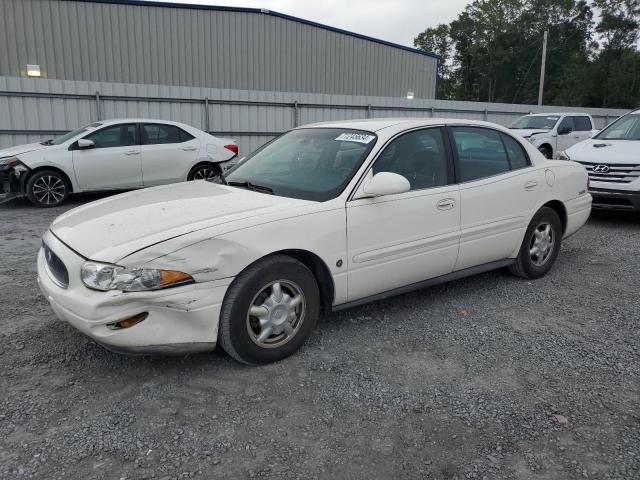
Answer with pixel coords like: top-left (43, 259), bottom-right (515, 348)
top-left (334, 133), bottom-right (376, 144)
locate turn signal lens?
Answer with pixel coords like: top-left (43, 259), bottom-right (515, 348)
top-left (160, 270), bottom-right (193, 286)
top-left (107, 312), bottom-right (148, 330)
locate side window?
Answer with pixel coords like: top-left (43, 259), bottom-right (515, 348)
top-left (557, 116), bottom-right (575, 133)
top-left (500, 133), bottom-right (529, 170)
top-left (372, 128), bottom-right (450, 190)
top-left (573, 116), bottom-right (592, 131)
top-left (141, 124), bottom-right (194, 145)
top-left (450, 127), bottom-right (510, 182)
top-left (85, 124), bottom-right (137, 149)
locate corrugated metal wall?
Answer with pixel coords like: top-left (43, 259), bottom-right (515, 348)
top-left (0, 0), bottom-right (438, 98)
top-left (0, 76), bottom-right (630, 154)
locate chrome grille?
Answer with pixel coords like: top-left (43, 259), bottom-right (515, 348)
top-left (577, 161), bottom-right (640, 183)
top-left (42, 242), bottom-right (69, 289)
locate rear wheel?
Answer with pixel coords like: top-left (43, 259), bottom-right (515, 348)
top-left (218, 255), bottom-right (319, 365)
top-left (26, 170), bottom-right (70, 207)
top-left (509, 206), bottom-right (562, 279)
top-left (188, 163), bottom-right (220, 181)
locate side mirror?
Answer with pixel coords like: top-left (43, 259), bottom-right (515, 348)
top-left (557, 126), bottom-right (572, 135)
top-left (77, 139), bottom-right (95, 150)
top-left (358, 172), bottom-right (410, 198)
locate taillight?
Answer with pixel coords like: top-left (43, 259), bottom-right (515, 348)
top-left (224, 144), bottom-right (238, 156)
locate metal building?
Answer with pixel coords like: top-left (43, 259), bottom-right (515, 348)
top-left (0, 0), bottom-right (440, 99)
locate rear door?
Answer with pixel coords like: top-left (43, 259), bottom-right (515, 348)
top-left (448, 126), bottom-right (540, 270)
top-left (346, 127), bottom-right (461, 301)
top-left (140, 123), bottom-right (201, 185)
top-left (72, 123), bottom-right (143, 190)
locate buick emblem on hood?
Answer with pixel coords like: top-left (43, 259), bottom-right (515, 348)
top-left (593, 165), bottom-right (610, 173)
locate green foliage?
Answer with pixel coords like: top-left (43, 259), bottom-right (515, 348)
top-left (413, 0), bottom-right (640, 108)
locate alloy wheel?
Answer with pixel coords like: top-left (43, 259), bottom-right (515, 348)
top-left (246, 280), bottom-right (306, 348)
top-left (32, 176), bottom-right (66, 205)
top-left (192, 166), bottom-right (219, 181)
top-left (529, 223), bottom-right (554, 266)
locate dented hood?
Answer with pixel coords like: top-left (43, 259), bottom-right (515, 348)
top-left (50, 181), bottom-right (313, 262)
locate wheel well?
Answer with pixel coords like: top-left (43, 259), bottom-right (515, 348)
top-left (273, 249), bottom-right (335, 315)
top-left (24, 166), bottom-right (73, 192)
top-left (543, 200), bottom-right (567, 234)
top-left (539, 143), bottom-right (552, 152)
top-left (188, 161), bottom-right (220, 176)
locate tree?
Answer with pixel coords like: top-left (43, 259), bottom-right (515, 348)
top-left (412, 0), bottom-right (640, 108)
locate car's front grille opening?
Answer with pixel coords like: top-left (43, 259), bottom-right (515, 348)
top-left (43, 242), bottom-right (69, 289)
top-left (577, 161), bottom-right (640, 184)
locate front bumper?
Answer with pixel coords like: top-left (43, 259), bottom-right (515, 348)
top-left (37, 230), bottom-right (232, 355)
top-left (589, 187), bottom-right (640, 211)
top-left (0, 163), bottom-right (29, 203)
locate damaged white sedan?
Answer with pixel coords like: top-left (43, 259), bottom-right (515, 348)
top-left (38, 119), bottom-right (592, 364)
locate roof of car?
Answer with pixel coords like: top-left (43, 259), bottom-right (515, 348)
top-left (98, 118), bottom-right (190, 126)
top-left (526, 112), bottom-right (590, 117)
top-left (301, 118), bottom-right (511, 133)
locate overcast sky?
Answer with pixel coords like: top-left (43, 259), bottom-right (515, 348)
top-left (148, 0), bottom-right (472, 47)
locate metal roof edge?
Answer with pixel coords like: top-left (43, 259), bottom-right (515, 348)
top-left (70, 0), bottom-right (442, 60)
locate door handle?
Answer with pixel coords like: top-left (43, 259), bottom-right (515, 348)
top-left (436, 198), bottom-right (456, 210)
top-left (524, 180), bottom-right (538, 191)
top-left (182, 146), bottom-right (197, 151)
top-left (124, 150), bottom-right (140, 156)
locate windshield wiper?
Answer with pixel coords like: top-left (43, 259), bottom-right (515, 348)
top-left (227, 180), bottom-right (274, 194)
top-left (40, 139), bottom-right (53, 145)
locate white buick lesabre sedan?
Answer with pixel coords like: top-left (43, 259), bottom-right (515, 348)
top-left (0, 119), bottom-right (237, 207)
top-left (37, 118), bottom-right (592, 364)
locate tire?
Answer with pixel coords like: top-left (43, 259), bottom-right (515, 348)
top-left (187, 163), bottom-right (220, 181)
top-left (538, 146), bottom-right (553, 159)
top-left (509, 206), bottom-right (562, 280)
top-left (26, 170), bottom-right (70, 208)
top-left (218, 254), bottom-right (320, 365)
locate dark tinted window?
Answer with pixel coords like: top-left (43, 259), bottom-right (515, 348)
top-left (373, 128), bottom-right (450, 190)
top-left (85, 124), bottom-right (137, 149)
top-left (501, 133), bottom-right (529, 170)
top-left (450, 127), bottom-right (510, 182)
top-left (557, 116), bottom-right (575, 133)
top-left (141, 124), bottom-right (194, 145)
top-left (572, 116), bottom-right (592, 131)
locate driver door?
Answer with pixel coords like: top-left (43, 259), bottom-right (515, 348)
top-left (72, 123), bottom-right (143, 190)
top-left (556, 116), bottom-right (577, 153)
top-left (346, 127), bottom-right (460, 302)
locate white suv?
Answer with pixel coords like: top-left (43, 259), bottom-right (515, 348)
top-left (510, 113), bottom-right (598, 159)
top-left (0, 119), bottom-right (238, 207)
top-left (561, 109), bottom-right (640, 211)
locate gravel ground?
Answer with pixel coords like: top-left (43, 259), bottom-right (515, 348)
top-left (0, 194), bottom-right (639, 480)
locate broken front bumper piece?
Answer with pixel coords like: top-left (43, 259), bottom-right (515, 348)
top-left (0, 157), bottom-right (29, 203)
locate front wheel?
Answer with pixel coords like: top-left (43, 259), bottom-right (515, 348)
top-left (218, 255), bottom-right (320, 364)
top-left (509, 206), bottom-right (563, 279)
top-left (26, 170), bottom-right (70, 207)
top-left (538, 146), bottom-right (553, 159)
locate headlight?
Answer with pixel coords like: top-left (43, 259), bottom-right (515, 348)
top-left (0, 156), bottom-right (20, 166)
top-left (81, 262), bottom-right (194, 292)
top-left (558, 151), bottom-right (571, 160)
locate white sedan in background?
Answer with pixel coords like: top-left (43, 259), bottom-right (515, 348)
top-left (0, 119), bottom-right (238, 207)
top-left (37, 118), bottom-right (591, 364)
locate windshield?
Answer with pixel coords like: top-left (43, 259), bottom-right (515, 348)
top-left (510, 115), bottom-right (559, 130)
top-left (224, 128), bottom-right (377, 201)
top-left (46, 122), bottom-right (103, 145)
top-left (595, 114), bottom-right (640, 140)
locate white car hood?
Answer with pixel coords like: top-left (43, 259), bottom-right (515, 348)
top-left (566, 139), bottom-right (640, 164)
top-left (50, 181), bottom-right (314, 262)
top-left (0, 142), bottom-right (50, 158)
top-left (509, 128), bottom-right (549, 138)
